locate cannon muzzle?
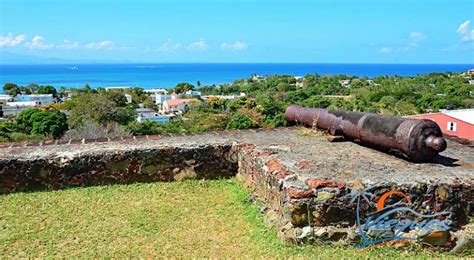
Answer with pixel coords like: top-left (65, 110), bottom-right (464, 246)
top-left (285, 105), bottom-right (447, 162)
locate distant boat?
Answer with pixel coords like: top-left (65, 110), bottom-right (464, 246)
top-left (67, 66), bottom-right (78, 70)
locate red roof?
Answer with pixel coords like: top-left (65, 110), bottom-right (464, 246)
top-left (165, 98), bottom-right (199, 106)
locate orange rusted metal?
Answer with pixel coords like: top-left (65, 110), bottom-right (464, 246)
top-left (285, 105), bottom-right (447, 162)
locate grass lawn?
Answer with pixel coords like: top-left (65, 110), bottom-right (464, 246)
top-left (0, 179), bottom-right (455, 258)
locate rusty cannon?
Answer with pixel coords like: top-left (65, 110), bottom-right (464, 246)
top-left (285, 105), bottom-right (447, 162)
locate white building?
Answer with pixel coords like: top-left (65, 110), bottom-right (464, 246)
top-left (136, 110), bottom-right (170, 124)
top-left (124, 94), bottom-right (132, 104)
top-left (145, 89), bottom-right (168, 95)
top-left (185, 90), bottom-right (202, 97)
top-left (2, 101), bottom-right (39, 116)
top-left (105, 86), bottom-right (132, 91)
top-left (15, 94), bottom-right (54, 105)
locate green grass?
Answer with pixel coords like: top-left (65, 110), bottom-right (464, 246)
top-left (0, 179), bottom-right (456, 258)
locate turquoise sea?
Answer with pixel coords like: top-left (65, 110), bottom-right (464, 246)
top-left (0, 63), bottom-right (472, 90)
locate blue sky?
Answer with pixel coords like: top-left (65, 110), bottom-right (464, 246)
top-left (0, 0), bottom-right (473, 63)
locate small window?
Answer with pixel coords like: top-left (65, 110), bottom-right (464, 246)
top-left (447, 122), bottom-right (457, 132)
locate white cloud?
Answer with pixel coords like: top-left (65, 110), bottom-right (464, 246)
top-left (57, 40), bottom-right (80, 49)
top-left (457, 20), bottom-right (470, 34)
top-left (456, 20), bottom-right (474, 42)
top-left (0, 33), bottom-right (26, 47)
top-left (379, 47), bottom-right (392, 53)
top-left (187, 39), bottom-right (207, 51)
top-left (379, 32), bottom-right (426, 53)
top-left (409, 32), bottom-right (426, 42)
top-left (220, 41), bottom-right (248, 51)
top-left (84, 40), bottom-right (116, 50)
top-left (27, 35), bottom-right (55, 49)
top-left (156, 40), bottom-right (182, 52)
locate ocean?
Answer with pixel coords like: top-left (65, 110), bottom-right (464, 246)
top-left (0, 63), bottom-right (472, 90)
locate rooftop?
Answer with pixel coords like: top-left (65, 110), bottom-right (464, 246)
top-left (441, 108), bottom-right (474, 125)
top-left (165, 98), bottom-right (199, 106)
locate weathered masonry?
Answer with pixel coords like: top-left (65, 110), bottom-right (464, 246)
top-left (0, 127), bottom-right (472, 251)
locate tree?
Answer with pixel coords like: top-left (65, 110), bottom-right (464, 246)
top-left (26, 83), bottom-right (39, 93)
top-left (226, 113), bottom-right (258, 129)
top-left (175, 82), bottom-right (194, 94)
top-left (3, 83), bottom-right (20, 96)
top-left (37, 85), bottom-right (58, 97)
top-left (103, 91), bottom-right (128, 107)
top-left (16, 108), bottom-right (41, 134)
top-left (207, 96), bottom-right (226, 110)
top-left (30, 110), bottom-right (68, 138)
top-left (68, 93), bottom-right (116, 127)
top-left (16, 108), bottom-right (68, 139)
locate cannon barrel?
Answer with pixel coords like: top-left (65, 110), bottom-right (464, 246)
top-left (285, 105), bottom-right (447, 162)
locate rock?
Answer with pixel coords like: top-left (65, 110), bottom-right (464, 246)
top-left (366, 226), bottom-right (394, 239)
top-left (278, 222), bottom-right (297, 244)
top-left (316, 191), bottom-right (334, 202)
top-left (288, 188), bottom-right (314, 199)
top-left (418, 230), bottom-right (450, 246)
top-left (313, 226), bottom-right (348, 241)
top-left (436, 185), bottom-right (449, 201)
top-left (263, 210), bottom-right (280, 227)
top-left (297, 226), bottom-right (315, 243)
top-left (327, 135), bottom-right (345, 142)
top-left (450, 236), bottom-right (474, 254)
top-left (307, 178), bottom-right (342, 189)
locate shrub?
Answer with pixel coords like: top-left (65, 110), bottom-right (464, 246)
top-left (226, 113), bottom-right (259, 129)
top-left (62, 121), bottom-right (130, 140)
top-left (16, 108), bottom-right (68, 139)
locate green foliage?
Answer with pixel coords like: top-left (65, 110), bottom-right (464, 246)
top-left (0, 122), bottom-right (16, 141)
top-left (3, 82), bottom-right (20, 96)
top-left (174, 82), bottom-right (194, 94)
top-left (36, 85), bottom-right (57, 97)
top-left (183, 111), bottom-right (231, 132)
top-left (127, 120), bottom-right (167, 135)
top-left (226, 112), bottom-right (258, 129)
top-left (67, 93), bottom-right (134, 128)
top-left (102, 90), bottom-right (128, 107)
top-left (16, 108), bottom-right (68, 139)
top-left (29, 110), bottom-right (68, 138)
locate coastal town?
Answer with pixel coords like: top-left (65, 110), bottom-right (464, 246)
top-left (1, 0), bottom-right (473, 258)
top-left (1, 70), bottom-right (473, 142)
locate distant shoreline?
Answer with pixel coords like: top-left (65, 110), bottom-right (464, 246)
top-left (1, 63), bottom-right (472, 89)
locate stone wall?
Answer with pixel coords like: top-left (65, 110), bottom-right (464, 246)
top-left (0, 128), bottom-right (472, 252)
top-left (236, 143), bottom-right (473, 250)
top-left (0, 144), bottom-right (238, 193)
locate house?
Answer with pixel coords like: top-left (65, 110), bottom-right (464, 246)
top-left (145, 89), bottom-right (168, 95)
top-left (0, 94), bottom-right (12, 102)
top-left (137, 110), bottom-right (170, 124)
top-left (2, 101), bottom-right (39, 116)
top-left (409, 109), bottom-right (474, 140)
top-left (468, 79), bottom-right (474, 85)
top-left (162, 98), bottom-right (199, 113)
top-left (104, 86), bottom-right (132, 91)
top-left (185, 90), bottom-right (202, 97)
top-left (124, 94), bottom-right (132, 104)
top-left (15, 94), bottom-right (54, 105)
top-left (339, 79), bottom-right (351, 87)
top-left (153, 93), bottom-right (175, 108)
top-left (467, 69), bottom-right (474, 75)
